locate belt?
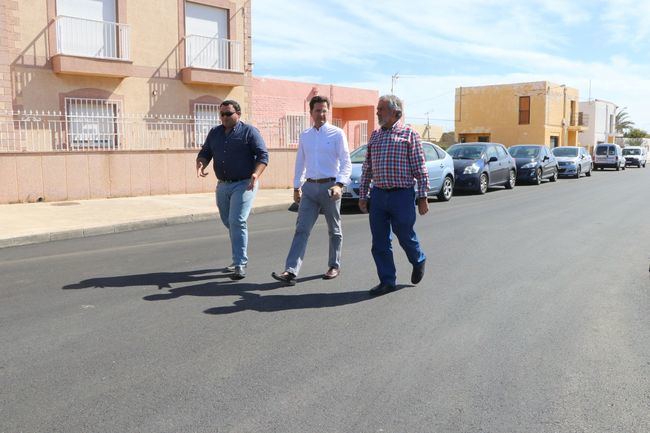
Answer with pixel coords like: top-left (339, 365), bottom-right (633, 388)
top-left (306, 177), bottom-right (335, 183)
top-left (218, 177), bottom-right (249, 183)
top-left (375, 186), bottom-right (408, 192)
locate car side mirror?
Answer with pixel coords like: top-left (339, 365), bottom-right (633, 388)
top-left (488, 156), bottom-right (498, 163)
top-left (543, 156), bottom-right (549, 161)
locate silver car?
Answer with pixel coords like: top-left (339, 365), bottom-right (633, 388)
top-left (342, 141), bottom-right (455, 202)
top-left (552, 146), bottom-right (593, 178)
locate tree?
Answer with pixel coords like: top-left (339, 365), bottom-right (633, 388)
top-left (624, 128), bottom-right (648, 138)
top-left (615, 110), bottom-right (634, 134)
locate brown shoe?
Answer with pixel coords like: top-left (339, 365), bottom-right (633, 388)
top-left (322, 267), bottom-right (340, 280)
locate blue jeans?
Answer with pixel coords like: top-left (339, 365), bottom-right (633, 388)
top-left (216, 180), bottom-right (258, 266)
top-left (369, 187), bottom-right (426, 286)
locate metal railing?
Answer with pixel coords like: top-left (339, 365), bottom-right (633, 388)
top-left (570, 112), bottom-right (589, 127)
top-left (185, 35), bottom-right (243, 72)
top-left (55, 15), bottom-right (130, 61)
top-left (0, 111), bottom-right (371, 152)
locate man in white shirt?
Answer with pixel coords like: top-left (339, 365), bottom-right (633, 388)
top-left (272, 95), bottom-right (352, 285)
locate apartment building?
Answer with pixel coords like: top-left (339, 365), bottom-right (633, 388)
top-left (578, 99), bottom-right (618, 152)
top-left (455, 81), bottom-right (586, 148)
top-left (0, 0), bottom-right (377, 204)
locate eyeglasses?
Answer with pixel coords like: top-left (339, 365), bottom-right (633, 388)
top-left (219, 111), bottom-right (236, 117)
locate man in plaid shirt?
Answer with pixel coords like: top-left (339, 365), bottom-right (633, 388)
top-left (358, 95), bottom-right (429, 296)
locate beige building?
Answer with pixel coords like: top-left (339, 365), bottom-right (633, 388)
top-left (455, 81), bottom-right (586, 148)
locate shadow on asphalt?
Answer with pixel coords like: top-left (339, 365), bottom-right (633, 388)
top-left (62, 268), bottom-right (225, 290)
top-left (203, 284), bottom-right (413, 315)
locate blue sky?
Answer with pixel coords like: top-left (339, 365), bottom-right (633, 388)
top-left (252, 0), bottom-right (650, 131)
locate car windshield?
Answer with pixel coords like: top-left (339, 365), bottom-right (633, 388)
top-left (623, 148), bottom-right (640, 155)
top-left (553, 147), bottom-right (578, 157)
top-left (447, 145), bottom-right (485, 159)
top-left (350, 145), bottom-right (367, 164)
top-left (509, 146), bottom-right (539, 158)
top-left (596, 146), bottom-right (614, 155)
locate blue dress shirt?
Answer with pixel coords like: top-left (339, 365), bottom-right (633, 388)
top-left (197, 121), bottom-right (269, 181)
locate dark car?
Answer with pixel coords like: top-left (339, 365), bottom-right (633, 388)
top-left (508, 144), bottom-right (558, 184)
top-left (447, 142), bottom-right (516, 194)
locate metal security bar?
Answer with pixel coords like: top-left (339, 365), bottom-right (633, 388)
top-left (194, 104), bottom-right (221, 147)
top-left (185, 35), bottom-right (243, 72)
top-left (55, 15), bottom-right (130, 60)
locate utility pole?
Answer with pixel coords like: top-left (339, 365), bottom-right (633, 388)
top-left (391, 73), bottom-right (399, 94)
top-left (423, 111), bottom-right (432, 141)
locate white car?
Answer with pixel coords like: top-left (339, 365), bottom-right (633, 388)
top-left (622, 146), bottom-right (647, 168)
top-left (593, 143), bottom-right (625, 171)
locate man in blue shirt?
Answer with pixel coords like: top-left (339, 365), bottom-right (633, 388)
top-left (196, 100), bottom-right (269, 280)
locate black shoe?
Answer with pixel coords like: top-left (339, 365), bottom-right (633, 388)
top-left (369, 283), bottom-right (397, 297)
top-left (411, 259), bottom-right (426, 284)
top-left (230, 265), bottom-right (246, 280)
top-left (271, 271), bottom-right (296, 286)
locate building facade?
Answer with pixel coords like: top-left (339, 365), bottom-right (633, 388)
top-left (0, 0), bottom-right (377, 204)
top-left (578, 99), bottom-right (618, 152)
top-left (455, 81), bottom-right (586, 148)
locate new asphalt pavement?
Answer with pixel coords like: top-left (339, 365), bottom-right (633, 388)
top-left (1, 167), bottom-right (649, 433)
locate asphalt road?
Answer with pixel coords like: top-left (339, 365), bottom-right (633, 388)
top-left (1, 167), bottom-right (649, 433)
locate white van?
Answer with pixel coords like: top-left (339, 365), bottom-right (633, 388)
top-left (622, 146), bottom-right (647, 168)
top-left (593, 143), bottom-right (625, 171)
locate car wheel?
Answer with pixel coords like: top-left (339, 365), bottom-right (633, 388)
top-left (585, 164), bottom-right (592, 177)
top-left (622, 164), bottom-right (626, 170)
top-left (438, 175), bottom-right (453, 201)
top-left (505, 170), bottom-right (516, 189)
top-left (535, 168), bottom-right (542, 185)
top-left (549, 169), bottom-right (558, 182)
top-left (575, 166), bottom-right (581, 179)
top-left (478, 173), bottom-right (488, 194)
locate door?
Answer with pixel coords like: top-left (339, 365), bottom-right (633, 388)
top-left (541, 147), bottom-right (553, 176)
top-left (423, 143), bottom-right (442, 193)
top-left (496, 145), bottom-right (511, 183)
top-left (56, 0), bottom-right (117, 58)
top-left (485, 145), bottom-right (503, 184)
top-left (185, 2), bottom-right (229, 69)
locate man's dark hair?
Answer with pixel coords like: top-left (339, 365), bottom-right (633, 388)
top-left (220, 100), bottom-right (241, 113)
top-left (309, 95), bottom-right (330, 111)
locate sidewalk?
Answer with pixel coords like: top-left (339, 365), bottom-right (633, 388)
top-left (0, 189), bottom-right (294, 248)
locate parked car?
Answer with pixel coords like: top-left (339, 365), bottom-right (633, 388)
top-left (552, 146), bottom-right (593, 178)
top-left (508, 144), bottom-right (558, 184)
top-left (447, 142), bottom-right (516, 194)
top-left (593, 143), bottom-right (625, 171)
top-left (341, 141), bottom-right (455, 203)
top-left (622, 146), bottom-right (647, 168)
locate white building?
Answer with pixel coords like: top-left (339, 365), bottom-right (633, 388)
top-left (579, 99), bottom-right (618, 151)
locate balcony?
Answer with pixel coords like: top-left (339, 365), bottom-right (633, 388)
top-left (51, 16), bottom-right (133, 78)
top-left (569, 112), bottom-right (589, 130)
top-left (181, 35), bottom-right (245, 87)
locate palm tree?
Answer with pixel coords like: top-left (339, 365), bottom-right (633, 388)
top-left (615, 110), bottom-right (634, 134)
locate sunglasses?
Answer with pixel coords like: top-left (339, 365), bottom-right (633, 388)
top-left (219, 111), bottom-right (236, 117)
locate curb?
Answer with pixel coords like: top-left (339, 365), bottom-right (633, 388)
top-left (0, 202), bottom-right (293, 249)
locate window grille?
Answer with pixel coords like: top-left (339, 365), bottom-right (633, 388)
top-left (194, 103), bottom-right (221, 146)
top-left (65, 98), bottom-right (121, 149)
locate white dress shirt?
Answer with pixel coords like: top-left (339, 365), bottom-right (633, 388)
top-left (294, 122), bottom-right (352, 188)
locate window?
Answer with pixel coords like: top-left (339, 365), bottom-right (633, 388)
top-left (496, 146), bottom-right (508, 159)
top-left (285, 114), bottom-right (309, 146)
top-left (423, 144), bottom-right (439, 161)
top-left (194, 103), bottom-right (220, 146)
top-left (550, 136), bottom-right (559, 147)
top-left (65, 97), bottom-right (120, 149)
top-left (486, 146), bottom-right (498, 160)
top-left (185, 2), bottom-right (230, 69)
top-left (519, 96), bottom-right (530, 125)
top-left (478, 135), bottom-right (490, 142)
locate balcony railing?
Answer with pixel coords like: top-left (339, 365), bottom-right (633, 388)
top-left (570, 112), bottom-right (589, 127)
top-left (185, 35), bottom-right (243, 72)
top-left (55, 15), bottom-right (130, 61)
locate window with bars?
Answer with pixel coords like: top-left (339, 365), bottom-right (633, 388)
top-left (518, 96), bottom-right (530, 125)
top-left (285, 114), bottom-right (309, 146)
top-left (65, 97), bottom-right (120, 149)
top-left (194, 103), bottom-right (221, 146)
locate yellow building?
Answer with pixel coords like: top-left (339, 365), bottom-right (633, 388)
top-left (455, 81), bottom-right (586, 148)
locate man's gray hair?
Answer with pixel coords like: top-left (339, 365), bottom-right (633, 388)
top-left (379, 94), bottom-right (403, 119)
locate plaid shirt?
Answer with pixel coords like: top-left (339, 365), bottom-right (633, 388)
top-left (359, 122), bottom-right (429, 199)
